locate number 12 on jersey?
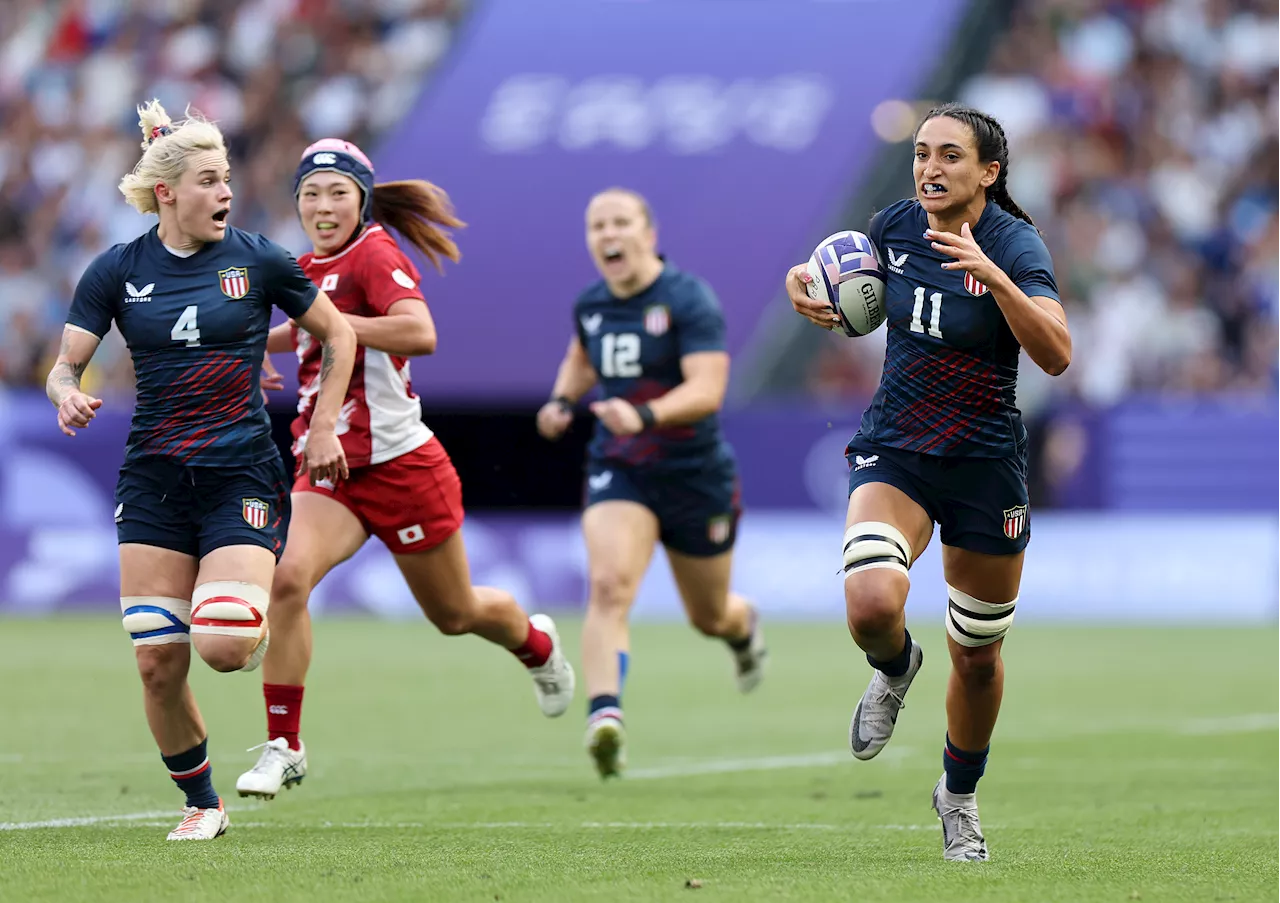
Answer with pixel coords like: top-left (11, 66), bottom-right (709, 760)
top-left (910, 287), bottom-right (944, 339)
top-left (600, 332), bottom-right (642, 378)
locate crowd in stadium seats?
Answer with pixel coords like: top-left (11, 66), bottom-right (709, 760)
top-left (0, 0), bottom-right (464, 390)
top-left (808, 0), bottom-right (1279, 407)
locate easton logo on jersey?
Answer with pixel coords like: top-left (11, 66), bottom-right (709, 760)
top-left (219, 267), bottom-right (250, 300)
top-left (644, 304), bottom-right (670, 336)
top-left (1002, 505), bottom-right (1027, 540)
top-left (242, 498), bottom-right (269, 529)
top-left (963, 272), bottom-right (989, 296)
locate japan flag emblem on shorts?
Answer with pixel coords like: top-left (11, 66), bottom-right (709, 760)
top-left (1002, 505), bottom-right (1027, 540)
top-left (242, 498), bottom-right (269, 530)
top-left (964, 272), bottom-right (989, 296)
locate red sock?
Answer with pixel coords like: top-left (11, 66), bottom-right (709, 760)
top-left (511, 621), bottom-right (553, 668)
top-left (264, 683), bottom-right (305, 751)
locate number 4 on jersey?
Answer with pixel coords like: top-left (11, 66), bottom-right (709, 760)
top-left (910, 287), bottom-right (944, 339)
top-left (170, 305), bottom-right (201, 347)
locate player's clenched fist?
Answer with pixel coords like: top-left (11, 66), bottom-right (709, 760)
top-left (786, 263), bottom-right (840, 330)
top-left (301, 428), bottom-right (349, 485)
top-left (536, 399), bottom-right (573, 441)
top-left (57, 392), bottom-right (103, 437)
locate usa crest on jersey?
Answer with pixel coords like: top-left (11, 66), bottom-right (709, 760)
top-left (644, 304), bottom-right (670, 336)
top-left (242, 498), bottom-right (269, 529)
top-left (963, 272), bottom-right (989, 296)
top-left (219, 266), bottom-right (250, 300)
top-left (1002, 504), bottom-right (1027, 540)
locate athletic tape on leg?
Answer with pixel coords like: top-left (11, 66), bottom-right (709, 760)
top-left (945, 584), bottom-right (1017, 647)
top-left (190, 581), bottom-right (269, 638)
top-left (121, 596), bottom-right (191, 646)
top-left (843, 521), bottom-right (912, 578)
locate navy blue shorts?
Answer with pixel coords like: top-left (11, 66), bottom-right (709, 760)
top-left (585, 455), bottom-right (741, 557)
top-left (115, 455), bottom-right (291, 561)
top-left (846, 435), bottom-right (1030, 556)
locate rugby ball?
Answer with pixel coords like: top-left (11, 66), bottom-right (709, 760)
top-left (805, 230), bottom-right (886, 337)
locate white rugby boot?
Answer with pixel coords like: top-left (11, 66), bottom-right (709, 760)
top-left (731, 605), bottom-right (768, 693)
top-left (585, 710), bottom-right (626, 779)
top-left (932, 776), bottom-right (989, 861)
top-left (849, 639), bottom-right (923, 760)
top-left (166, 801), bottom-right (229, 841)
top-left (236, 737), bottom-right (307, 799)
top-left (526, 614), bottom-right (576, 717)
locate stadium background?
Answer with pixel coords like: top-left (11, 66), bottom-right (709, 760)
top-left (0, 0), bottom-right (1275, 625)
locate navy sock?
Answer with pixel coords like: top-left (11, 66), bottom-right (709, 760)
top-left (942, 734), bottom-right (988, 795)
top-left (162, 738), bottom-right (220, 810)
top-left (588, 694), bottom-right (621, 719)
top-left (867, 627), bottom-right (914, 678)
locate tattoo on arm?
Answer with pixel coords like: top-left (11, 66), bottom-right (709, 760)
top-left (320, 341), bottom-right (335, 383)
top-left (47, 362), bottom-right (85, 404)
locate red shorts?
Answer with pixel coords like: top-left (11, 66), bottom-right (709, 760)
top-left (293, 437), bottom-right (464, 554)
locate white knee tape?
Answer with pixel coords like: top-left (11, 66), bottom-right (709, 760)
top-left (945, 585), bottom-right (1017, 647)
top-left (121, 596), bottom-right (191, 647)
top-left (843, 522), bottom-right (912, 578)
top-left (190, 581), bottom-right (269, 639)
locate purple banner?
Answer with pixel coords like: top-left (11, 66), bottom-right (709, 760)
top-left (371, 0), bottom-right (971, 400)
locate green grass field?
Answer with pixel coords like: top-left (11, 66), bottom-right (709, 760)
top-left (1, 618), bottom-right (1275, 902)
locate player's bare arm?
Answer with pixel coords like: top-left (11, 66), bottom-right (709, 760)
top-left (342, 298), bottom-right (437, 356)
top-left (927, 223), bottom-right (1071, 376)
top-left (265, 322), bottom-right (294, 354)
top-left (46, 326), bottom-right (104, 437)
top-left (537, 335), bottom-right (598, 441)
top-left (293, 290), bottom-right (356, 483)
top-left (647, 351), bottom-right (728, 426)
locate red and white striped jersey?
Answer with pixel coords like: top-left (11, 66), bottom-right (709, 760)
top-left (291, 225), bottom-right (432, 468)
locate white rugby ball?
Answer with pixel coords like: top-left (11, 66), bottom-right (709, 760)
top-left (804, 230), bottom-right (887, 337)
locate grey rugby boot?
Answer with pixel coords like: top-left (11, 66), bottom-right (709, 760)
top-left (848, 639), bottom-right (923, 760)
top-left (932, 775), bottom-right (989, 861)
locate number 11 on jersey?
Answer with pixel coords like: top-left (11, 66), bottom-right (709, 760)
top-left (910, 287), bottom-right (943, 339)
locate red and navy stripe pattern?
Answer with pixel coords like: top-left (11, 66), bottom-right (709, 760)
top-left (131, 351), bottom-right (257, 462)
top-left (869, 335), bottom-right (1016, 456)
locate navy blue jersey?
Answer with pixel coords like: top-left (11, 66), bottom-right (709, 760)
top-left (857, 199), bottom-right (1060, 457)
top-left (575, 263), bottom-right (729, 468)
top-left (68, 226), bottom-right (317, 466)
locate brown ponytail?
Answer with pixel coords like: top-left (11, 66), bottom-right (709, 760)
top-left (371, 180), bottom-right (465, 272)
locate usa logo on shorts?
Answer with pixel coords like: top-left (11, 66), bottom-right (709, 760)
top-left (242, 498), bottom-right (269, 529)
top-left (1002, 505), bottom-right (1027, 540)
top-left (707, 514), bottom-right (732, 545)
top-left (644, 305), bottom-right (670, 336)
top-left (964, 272), bottom-right (989, 296)
top-left (219, 266), bottom-right (250, 300)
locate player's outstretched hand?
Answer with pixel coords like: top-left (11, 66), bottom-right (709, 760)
top-left (927, 223), bottom-right (999, 286)
top-left (590, 398), bottom-right (643, 436)
top-left (259, 353), bottom-right (284, 404)
top-left (57, 392), bottom-right (102, 437)
top-left (536, 400), bottom-right (573, 441)
top-left (302, 428), bottom-right (349, 486)
top-left (786, 263), bottom-right (842, 331)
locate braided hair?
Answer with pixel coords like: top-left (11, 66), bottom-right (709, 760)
top-left (914, 103), bottom-right (1035, 228)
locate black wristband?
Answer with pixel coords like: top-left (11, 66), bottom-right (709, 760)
top-left (635, 403), bottom-right (657, 430)
top-left (552, 395), bottom-right (573, 412)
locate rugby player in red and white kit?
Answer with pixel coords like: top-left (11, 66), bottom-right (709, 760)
top-left (236, 140), bottom-right (575, 798)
